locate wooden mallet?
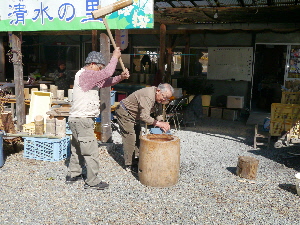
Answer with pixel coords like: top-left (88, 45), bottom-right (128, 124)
top-left (92, 0), bottom-right (133, 72)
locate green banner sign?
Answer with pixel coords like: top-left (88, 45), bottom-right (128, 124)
top-left (0, 0), bottom-right (153, 31)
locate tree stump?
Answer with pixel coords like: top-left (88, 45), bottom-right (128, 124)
top-left (45, 116), bottom-right (56, 136)
top-left (55, 117), bottom-right (66, 137)
top-left (236, 156), bottom-right (259, 180)
top-left (0, 113), bottom-right (16, 134)
top-left (34, 115), bottom-right (44, 135)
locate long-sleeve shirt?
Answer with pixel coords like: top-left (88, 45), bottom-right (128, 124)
top-left (121, 86), bottom-right (164, 125)
top-left (79, 57), bottom-right (123, 92)
top-left (69, 56), bottom-right (123, 117)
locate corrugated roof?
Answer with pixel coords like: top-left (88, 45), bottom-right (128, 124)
top-left (154, 0), bottom-right (300, 24)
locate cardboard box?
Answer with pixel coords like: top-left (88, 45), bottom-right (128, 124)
top-left (227, 96), bottom-right (244, 108)
top-left (210, 107), bottom-right (223, 119)
top-left (202, 106), bottom-right (210, 117)
top-left (223, 109), bottom-right (239, 121)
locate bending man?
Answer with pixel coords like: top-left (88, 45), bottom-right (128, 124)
top-left (115, 83), bottom-right (174, 172)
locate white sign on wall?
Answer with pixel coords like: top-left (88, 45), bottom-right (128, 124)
top-left (207, 47), bottom-right (253, 81)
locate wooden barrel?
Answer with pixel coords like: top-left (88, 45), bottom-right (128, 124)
top-left (34, 115), bottom-right (44, 135)
top-left (138, 134), bottom-right (180, 187)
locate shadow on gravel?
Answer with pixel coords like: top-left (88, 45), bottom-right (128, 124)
top-left (226, 167), bottom-right (237, 175)
top-left (107, 143), bottom-right (139, 180)
top-left (249, 145), bottom-right (300, 172)
top-left (181, 120), bottom-right (254, 146)
top-left (278, 183), bottom-right (298, 195)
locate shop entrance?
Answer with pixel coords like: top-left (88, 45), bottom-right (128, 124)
top-left (251, 44), bottom-right (287, 112)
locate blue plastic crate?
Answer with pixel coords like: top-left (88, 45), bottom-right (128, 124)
top-left (23, 136), bottom-right (70, 162)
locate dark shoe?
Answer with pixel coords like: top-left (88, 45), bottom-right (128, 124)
top-left (84, 181), bottom-right (109, 190)
top-left (65, 174), bottom-right (86, 184)
top-left (125, 165), bottom-right (138, 173)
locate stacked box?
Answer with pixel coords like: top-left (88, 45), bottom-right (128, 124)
top-left (227, 96), bottom-right (244, 108)
top-left (223, 109), bottom-right (239, 121)
top-left (23, 136), bottom-right (70, 162)
top-left (281, 92), bottom-right (300, 104)
top-left (202, 106), bottom-right (210, 117)
top-left (210, 107), bottom-right (223, 119)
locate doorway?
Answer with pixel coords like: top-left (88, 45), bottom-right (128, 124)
top-left (252, 44), bottom-right (287, 112)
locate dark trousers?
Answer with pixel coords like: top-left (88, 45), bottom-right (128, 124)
top-left (115, 105), bottom-right (141, 166)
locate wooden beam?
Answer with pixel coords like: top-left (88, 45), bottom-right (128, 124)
top-left (92, 30), bottom-right (98, 51)
top-left (183, 34), bottom-right (190, 79)
top-left (154, 5), bottom-right (300, 24)
top-left (9, 33), bottom-right (25, 131)
top-left (159, 24), bottom-right (166, 82)
top-left (100, 33), bottom-right (112, 143)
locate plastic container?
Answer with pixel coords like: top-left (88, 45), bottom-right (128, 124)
top-left (23, 136), bottom-right (70, 162)
top-left (295, 173), bottom-right (300, 196)
top-left (94, 117), bottom-right (102, 141)
top-left (111, 91), bottom-right (116, 106)
top-left (150, 128), bottom-right (171, 135)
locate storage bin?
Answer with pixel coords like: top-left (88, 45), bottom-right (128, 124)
top-left (227, 96), bottom-right (244, 108)
top-left (23, 136), bottom-right (70, 162)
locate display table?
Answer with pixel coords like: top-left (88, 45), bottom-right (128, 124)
top-left (46, 101), bottom-right (120, 117)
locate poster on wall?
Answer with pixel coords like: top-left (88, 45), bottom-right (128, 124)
top-left (287, 45), bottom-right (300, 78)
top-left (207, 47), bottom-right (253, 81)
top-left (0, 0), bottom-right (153, 31)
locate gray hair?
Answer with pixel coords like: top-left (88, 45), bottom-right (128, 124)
top-left (158, 83), bottom-right (174, 95)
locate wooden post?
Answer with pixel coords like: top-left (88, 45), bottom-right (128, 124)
top-left (166, 36), bottom-right (173, 84)
top-left (236, 156), bottom-right (259, 180)
top-left (159, 24), bottom-right (166, 82)
top-left (183, 34), bottom-right (190, 79)
top-left (100, 33), bottom-right (112, 143)
top-left (9, 33), bottom-right (25, 131)
top-left (0, 37), bottom-right (5, 82)
top-left (92, 30), bottom-right (98, 51)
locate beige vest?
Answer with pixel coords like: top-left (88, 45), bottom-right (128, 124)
top-left (69, 68), bottom-right (100, 118)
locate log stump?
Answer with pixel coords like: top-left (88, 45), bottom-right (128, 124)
top-left (34, 115), bottom-right (44, 135)
top-left (0, 113), bottom-right (16, 134)
top-left (55, 117), bottom-right (66, 137)
top-left (45, 116), bottom-right (56, 136)
top-left (236, 156), bottom-right (259, 180)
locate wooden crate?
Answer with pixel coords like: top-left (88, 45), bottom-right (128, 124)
top-left (281, 92), bottom-right (300, 104)
top-left (270, 103), bottom-right (300, 136)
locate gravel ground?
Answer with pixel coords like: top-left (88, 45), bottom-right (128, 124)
top-left (0, 117), bottom-right (300, 224)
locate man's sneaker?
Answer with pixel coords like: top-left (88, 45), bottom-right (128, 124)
top-left (84, 181), bottom-right (109, 190)
top-left (65, 174), bottom-right (86, 184)
top-left (125, 165), bottom-right (138, 173)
